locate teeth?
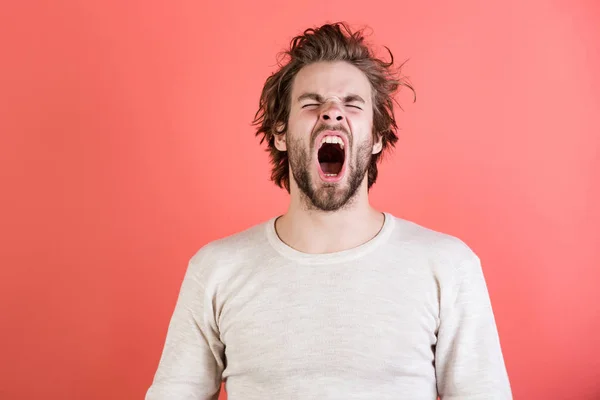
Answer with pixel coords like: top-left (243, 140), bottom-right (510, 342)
top-left (320, 135), bottom-right (345, 149)
top-left (325, 174), bottom-right (337, 177)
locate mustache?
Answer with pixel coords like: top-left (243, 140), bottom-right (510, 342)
top-left (311, 124), bottom-right (351, 147)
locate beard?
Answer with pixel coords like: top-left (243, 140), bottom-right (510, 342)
top-left (288, 135), bottom-right (372, 212)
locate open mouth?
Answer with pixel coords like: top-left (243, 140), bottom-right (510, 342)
top-left (317, 135), bottom-right (346, 179)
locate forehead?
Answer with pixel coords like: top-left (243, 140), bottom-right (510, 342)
top-left (291, 61), bottom-right (372, 102)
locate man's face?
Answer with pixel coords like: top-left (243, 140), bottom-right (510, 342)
top-left (275, 61), bottom-right (382, 212)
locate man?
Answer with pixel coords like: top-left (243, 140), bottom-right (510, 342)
top-left (146, 22), bottom-right (512, 399)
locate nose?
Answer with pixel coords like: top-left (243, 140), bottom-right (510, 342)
top-left (320, 102), bottom-right (344, 122)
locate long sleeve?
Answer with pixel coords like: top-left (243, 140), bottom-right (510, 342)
top-left (435, 253), bottom-right (512, 399)
top-left (146, 251), bottom-right (225, 400)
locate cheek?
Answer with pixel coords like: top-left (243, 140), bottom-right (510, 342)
top-left (286, 135), bottom-right (310, 161)
top-left (288, 112), bottom-right (315, 135)
top-left (290, 117), bottom-right (318, 145)
top-left (348, 117), bottom-right (373, 143)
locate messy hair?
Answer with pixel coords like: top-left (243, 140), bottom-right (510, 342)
top-left (252, 22), bottom-right (415, 191)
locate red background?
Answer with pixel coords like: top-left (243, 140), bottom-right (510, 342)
top-left (1, 0), bottom-right (599, 399)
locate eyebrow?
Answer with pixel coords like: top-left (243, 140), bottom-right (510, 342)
top-left (297, 92), bottom-right (366, 104)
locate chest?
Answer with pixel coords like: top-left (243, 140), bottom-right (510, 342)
top-left (217, 263), bottom-right (440, 380)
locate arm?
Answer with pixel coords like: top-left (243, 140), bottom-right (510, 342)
top-left (435, 252), bottom-right (512, 399)
top-left (146, 251), bottom-right (225, 400)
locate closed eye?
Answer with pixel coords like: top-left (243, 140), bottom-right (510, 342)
top-left (346, 105), bottom-right (362, 110)
top-left (301, 103), bottom-right (320, 108)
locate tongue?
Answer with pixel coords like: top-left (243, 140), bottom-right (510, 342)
top-left (320, 162), bottom-right (343, 175)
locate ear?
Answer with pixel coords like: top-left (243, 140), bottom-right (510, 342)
top-left (273, 122), bottom-right (287, 151)
top-left (372, 134), bottom-right (383, 155)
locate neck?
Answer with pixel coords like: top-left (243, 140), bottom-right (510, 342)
top-left (275, 180), bottom-right (385, 254)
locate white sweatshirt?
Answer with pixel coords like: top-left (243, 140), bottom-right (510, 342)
top-left (146, 213), bottom-right (512, 399)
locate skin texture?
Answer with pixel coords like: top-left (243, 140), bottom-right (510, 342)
top-left (273, 61), bottom-right (386, 254)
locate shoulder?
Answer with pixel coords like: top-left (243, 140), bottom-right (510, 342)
top-left (389, 215), bottom-right (477, 258)
top-left (387, 214), bottom-right (482, 278)
top-left (185, 218), bottom-right (274, 284)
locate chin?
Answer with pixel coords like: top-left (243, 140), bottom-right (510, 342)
top-left (307, 178), bottom-right (357, 211)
